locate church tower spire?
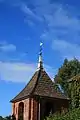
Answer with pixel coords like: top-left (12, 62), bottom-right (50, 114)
top-left (37, 42), bottom-right (43, 70)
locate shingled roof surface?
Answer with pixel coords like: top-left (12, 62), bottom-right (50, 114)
top-left (11, 69), bottom-right (69, 102)
top-left (11, 70), bottom-right (40, 102)
top-left (33, 70), bottom-right (68, 99)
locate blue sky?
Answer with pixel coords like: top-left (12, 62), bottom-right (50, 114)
top-left (0, 0), bottom-right (80, 116)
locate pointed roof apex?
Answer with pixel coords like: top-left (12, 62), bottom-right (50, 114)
top-left (10, 42), bottom-right (69, 103)
top-left (11, 69), bottom-right (69, 103)
top-left (37, 42), bottom-right (43, 70)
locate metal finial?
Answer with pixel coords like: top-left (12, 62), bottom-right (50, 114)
top-left (37, 42), bottom-right (43, 70)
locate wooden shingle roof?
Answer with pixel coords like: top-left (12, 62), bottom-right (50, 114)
top-left (11, 69), bottom-right (69, 102)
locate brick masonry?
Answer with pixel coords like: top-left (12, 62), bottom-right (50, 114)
top-left (12, 97), bottom-right (69, 120)
top-left (12, 98), bottom-right (38, 120)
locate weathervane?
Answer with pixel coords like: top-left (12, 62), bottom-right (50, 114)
top-left (40, 42), bottom-right (43, 55)
top-left (37, 41), bottom-right (43, 70)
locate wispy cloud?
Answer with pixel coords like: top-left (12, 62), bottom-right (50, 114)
top-left (0, 61), bottom-right (56, 83)
top-left (21, 3), bottom-right (35, 17)
top-left (40, 4), bottom-right (80, 42)
top-left (0, 41), bottom-right (16, 52)
top-left (3, 0), bottom-right (80, 40)
top-left (0, 0), bottom-right (80, 62)
top-left (14, 2), bottom-right (43, 22)
top-left (32, 1), bottom-right (80, 59)
top-left (52, 40), bottom-right (80, 59)
top-left (0, 61), bottom-right (35, 83)
top-left (19, 0), bottom-right (80, 44)
top-left (44, 6), bottom-right (80, 30)
top-left (0, 41), bottom-right (28, 62)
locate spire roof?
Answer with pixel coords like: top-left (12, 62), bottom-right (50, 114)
top-left (10, 42), bottom-right (69, 103)
top-left (11, 69), bottom-right (69, 102)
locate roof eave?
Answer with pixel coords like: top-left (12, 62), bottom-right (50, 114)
top-left (10, 95), bottom-right (31, 103)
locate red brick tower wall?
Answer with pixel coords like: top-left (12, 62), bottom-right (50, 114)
top-left (12, 98), bottom-right (39, 120)
top-left (30, 98), bottom-right (39, 120)
top-left (12, 99), bottom-right (30, 120)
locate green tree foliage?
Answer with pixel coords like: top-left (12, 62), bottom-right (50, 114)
top-left (5, 116), bottom-right (12, 120)
top-left (68, 75), bottom-right (80, 108)
top-left (0, 116), bottom-right (4, 120)
top-left (54, 58), bottom-right (80, 108)
top-left (54, 58), bottom-right (80, 95)
top-left (0, 115), bottom-right (15, 120)
top-left (46, 108), bottom-right (80, 120)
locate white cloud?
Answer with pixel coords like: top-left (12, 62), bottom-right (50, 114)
top-left (31, 1), bottom-right (80, 29)
top-left (44, 6), bottom-right (80, 30)
top-left (21, 3), bottom-right (35, 17)
top-left (16, 2), bottom-right (42, 22)
top-left (0, 41), bottom-right (30, 62)
top-left (6, 0), bottom-right (80, 43)
top-left (40, 5), bottom-right (80, 41)
top-left (52, 40), bottom-right (80, 59)
top-left (0, 42), bottom-right (16, 52)
top-left (0, 61), bottom-right (56, 83)
top-left (0, 61), bottom-right (36, 83)
top-left (22, 1), bottom-right (79, 43)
